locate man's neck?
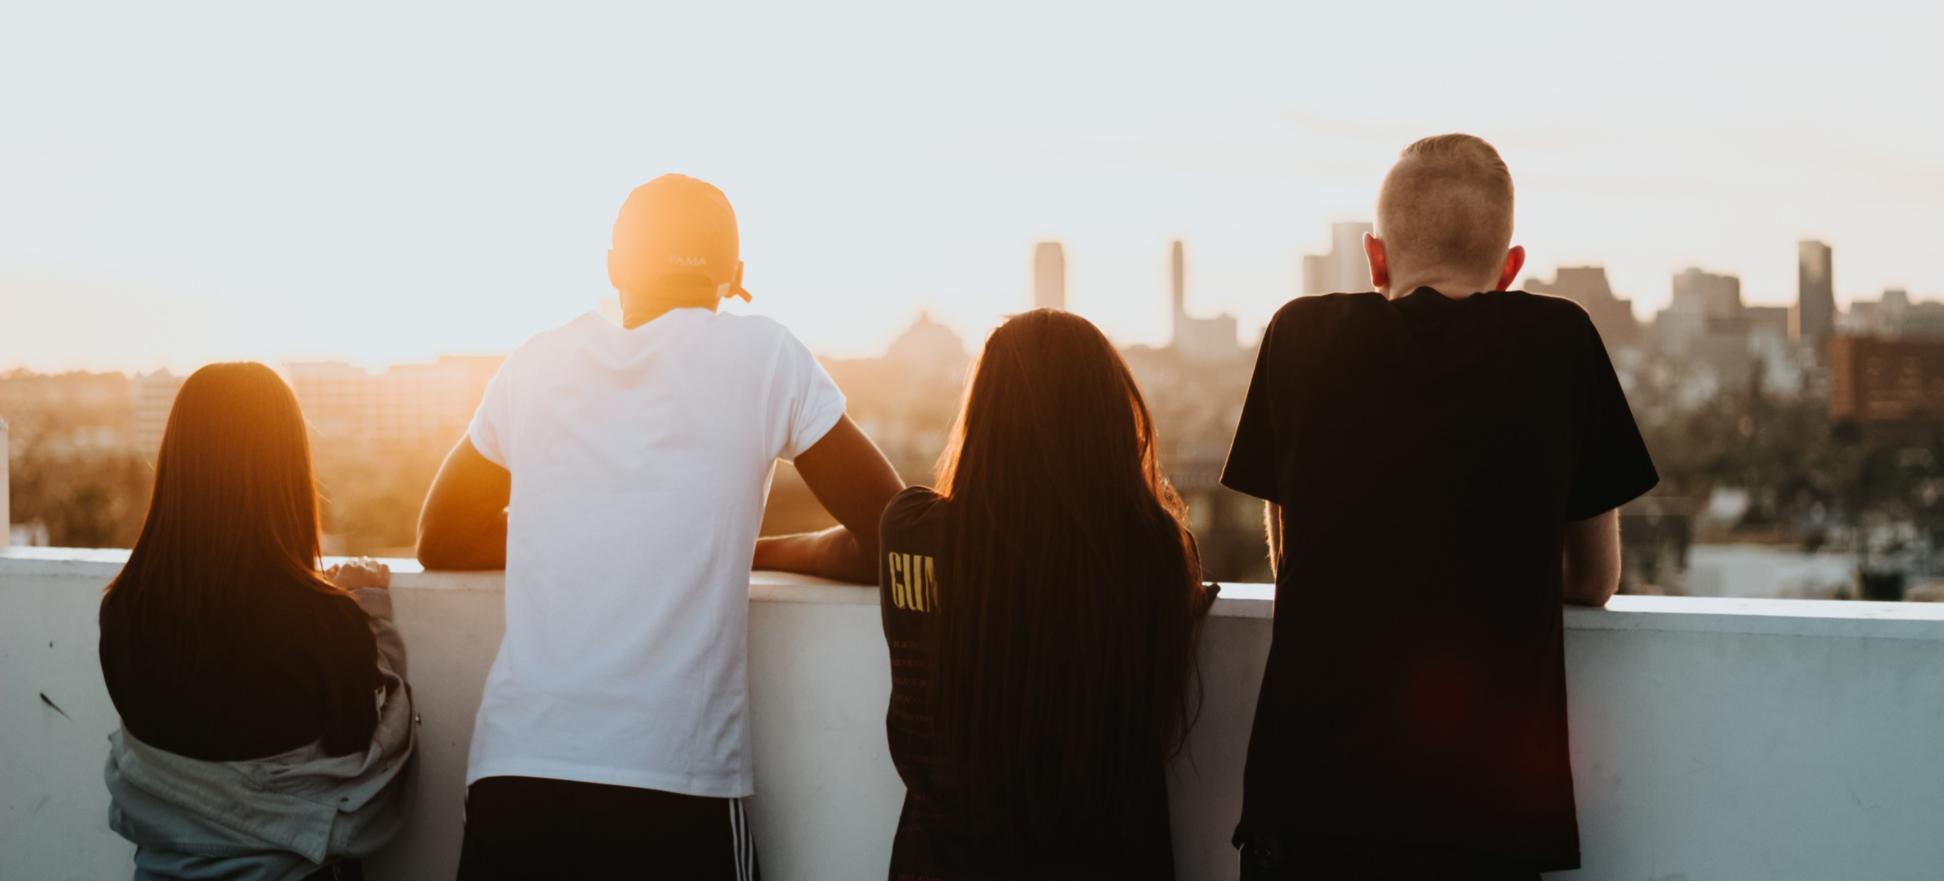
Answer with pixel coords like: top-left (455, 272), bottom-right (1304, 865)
top-left (1383, 277), bottom-right (1493, 301)
top-left (619, 287), bottom-right (722, 329)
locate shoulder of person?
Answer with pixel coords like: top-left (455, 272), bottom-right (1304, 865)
top-left (319, 593), bottom-right (383, 680)
top-left (881, 485), bottom-right (946, 534)
top-left (703, 310), bottom-right (797, 343)
top-left (1504, 289), bottom-right (1597, 327)
top-left (288, 584), bottom-right (380, 648)
top-left (1266, 291), bottom-right (1388, 332)
top-left (488, 311), bottom-right (607, 381)
top-left (1271, 291), bottom-right (1382, 320)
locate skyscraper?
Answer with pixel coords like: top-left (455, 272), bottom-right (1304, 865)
top-left (1033, 241), bottom-right (1066, 312)
top-left (1794, 240), bottom-right (1835, 346)
top-left (1299, 221), bottom-right (1374, 295)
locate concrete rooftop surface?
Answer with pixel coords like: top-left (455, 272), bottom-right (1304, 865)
top-left (4, 548), bottom-right (1944, 880)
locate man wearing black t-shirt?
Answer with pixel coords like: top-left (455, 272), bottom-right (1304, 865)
top-left (1222, 134), bottom-right (1658, 879)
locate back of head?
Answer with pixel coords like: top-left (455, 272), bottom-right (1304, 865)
top-left (105, 362), bottom-right (335, 636)
top-left (1375, 133), bottom-right (1516, 290)
top-left (608, 174), bottom-right (749, 310)
top-left (932, 309), bottom-right (1202, 858)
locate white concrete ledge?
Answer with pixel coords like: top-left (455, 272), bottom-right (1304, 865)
top-left (4, 549), bottom-right (1943, 880)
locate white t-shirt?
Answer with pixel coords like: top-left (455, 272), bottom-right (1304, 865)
top-left (464, 308), bottom-right (846, 797)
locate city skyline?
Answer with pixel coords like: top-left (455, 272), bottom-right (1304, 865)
top-left (5, 2), bottom-right (1943, 372)
top-left (7, 232), bottom-right (1937, 374)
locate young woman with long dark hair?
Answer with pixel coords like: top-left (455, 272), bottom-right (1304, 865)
top-left (98, 362), bottom-right (414, 881)
top-left (876, 309), bottom-right (1216, 880)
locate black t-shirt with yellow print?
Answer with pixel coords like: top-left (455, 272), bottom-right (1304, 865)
top-left (876, 486), bottom-right (1182, 881)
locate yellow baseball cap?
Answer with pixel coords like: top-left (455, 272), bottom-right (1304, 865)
top-left (611, 174), bottom-right (752, 302)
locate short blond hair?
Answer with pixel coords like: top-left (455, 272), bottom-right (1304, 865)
top-left (1376, 134), bottom-right (1515, 283)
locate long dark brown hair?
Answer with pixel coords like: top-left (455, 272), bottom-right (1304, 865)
top-left (103, 363), bottom-right (346, 637)
top-left (931, 309), bottom-right (1205, 857)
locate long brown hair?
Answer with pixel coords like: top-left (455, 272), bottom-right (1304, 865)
top-left (932, 309), bottom-right (1204, 857)
top-left (104, 363), bottom-right (343, 633)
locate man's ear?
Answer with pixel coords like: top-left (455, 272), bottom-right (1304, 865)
top-left (1363, 233), bottom-right (1390, 294)
top-left (1496, 245), bottom-right (1527, 292)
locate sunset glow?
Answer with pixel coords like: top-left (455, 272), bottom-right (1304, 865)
top-left (3, 0), bottom-right (1940, 370)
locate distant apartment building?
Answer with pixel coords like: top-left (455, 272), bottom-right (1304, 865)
top-left (1827, 336), bottom-right (1944, 430)
top-left (132, 371), bottom-right (187, 455)
top-left (1299, 221), bottom-right (1373, 296)
top-left (1672, 268), bottom-right (1743, 318)
top-left (1524, 266), bottom-right (1641, 347)
top-left (1636, 267), bottom-right (1814, 399)
top-left (1843, 288), bottom-right (1944, 339)
top-left (1743, 305), bottom-right (1807, 397)
top-left (0, 370), bottom-right (143, 453)
top-left (1657, 268), bottom-right (1744, 351)
top-left (1032, 241), bottom-right (1066, 312)
top-left (1744, 306), bottom-right (1790, 341)
top-left (1794, 240), bottom-right (1836, 346)
top-left (1169, 241), bottom-right (1241, 363)
top-left (282, 356), bottom-right (502, 450)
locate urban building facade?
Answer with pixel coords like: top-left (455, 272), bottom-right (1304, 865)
top-left (1828, 335), bottom-right (1944, 430)
top-left (1657, 268), bottom-right (1744, 353)
top-left (281, 356), bottom-right (501, 449)
top-left (1843, 288), bottom-right (1944, 339)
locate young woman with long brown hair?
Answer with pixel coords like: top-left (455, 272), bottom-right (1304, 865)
top-left (98, 362), bottom-right (414, 881)
top-left (876, 309), bottom-right (1216, 880)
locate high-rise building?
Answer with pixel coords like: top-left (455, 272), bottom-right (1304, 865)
top-left (1524, 266), bottom-right (1641, 346)
top-left (1299, 221), bottom-right (1374, 295)
top-left (1168, 241), bottom-right (1241, 363)
top-left (1033, 241), bottom-right (1066, 312)
top-left (1794, 240), bottom-right (1835, 346)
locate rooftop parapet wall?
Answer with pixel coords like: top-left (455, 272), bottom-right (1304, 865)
top-left (4, 549), bottom-right (1943, 880)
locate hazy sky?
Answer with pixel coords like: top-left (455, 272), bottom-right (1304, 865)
top-left (3, 1), bottom-right (1940, 371)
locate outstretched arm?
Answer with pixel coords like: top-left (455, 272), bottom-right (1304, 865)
top-left (416, 437), bottom-right (511, 571)
top-left (1562, 508), bottom-right (1622, 607)
top-left (753, 416), bottom-right (904, 584)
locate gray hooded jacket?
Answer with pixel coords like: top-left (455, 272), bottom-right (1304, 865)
top-left (104, 587), bottom-right (415, 881)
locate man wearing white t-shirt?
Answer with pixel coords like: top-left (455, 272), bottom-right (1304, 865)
top-left (417, 174), bottom-right (904, 879)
